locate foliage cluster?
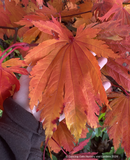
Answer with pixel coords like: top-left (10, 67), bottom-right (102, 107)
top-left (0, 0), bottom-right (130, 159)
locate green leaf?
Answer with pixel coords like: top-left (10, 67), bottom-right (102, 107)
top-left (52, 154), bottom-right (57, 160)
top-left (94, 128), bottom-right (103, 137)
top-left (84, 140), bottom-right (91, 151)
top-left (0, 110), bottom-right (3, 117)
top-left (86, 129), bottom-right (94, 139)
top-left (116, 145), bottom-right (124, 155)
top-left (102, 147), bottom-right (114, 160)
top-left (98, 112), bottom-right (106, 121)
top-left (102, 130), bottom-right (109, 141)
top-left (0, 47), bottom-right (12, 62)
top-left (99, 121), bottom-right (104, 126)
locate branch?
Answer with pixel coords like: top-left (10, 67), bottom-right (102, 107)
top-left (61, 10), bottom-right (92, 18)
top-left (0, 26), bottom-right (20, 57)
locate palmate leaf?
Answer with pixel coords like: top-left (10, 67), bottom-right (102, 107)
top-left (70, 138), bottom-right (90, 155)
top-left (98, 0), bottom-right (130, 25)
top-left (102, 58), bottom-right (130, 92)
top-left (0, 0), bottom-right (26, 38)
top-left (92, 0), bottom-right (115, 19)
top-left (92, 21), bottom-right (130, 92)
top-left (25, 17), bottom-right (118, 140)
top-left (16, 13), bottom-right (53, 43)
top-left (48, 121), bottom-right (76, 153)
top-left (104, 92), bottom-right (130, 157)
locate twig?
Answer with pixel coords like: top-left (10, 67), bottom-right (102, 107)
top-left (0, 26), bottom-right (20, 57)
top-left (0, 26), bottom-right (16, 30)
top-left (13, 27), bottom-right (19, 44)
top-left (61, 10), bottom-right (92, 18)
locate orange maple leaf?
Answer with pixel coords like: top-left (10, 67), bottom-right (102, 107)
top-left (48, 121), bottom-right (76, 153)
top-left (25, 17), bottom-right (117, 140)
top-left (48, 0), bottom-right (64, 12)
top-left (104, 92), bottom-right (130, 157)
top-left (16, 9), bottom-right (55, 43)
top-left (78, 0), bottom-right (93, 20)
top-left (0, 0), bottom-right (28, 39)
top-left (0, 58), bottom-right (28, 110)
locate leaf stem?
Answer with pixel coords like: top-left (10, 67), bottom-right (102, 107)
top-left (13, 27), bottom-right (19, 44)
top-left (43, 138), bottom-right (49, 160)
top-left (113, 84), bottom-right (129, 96)
top-left (0, 26), bottom-right (24, 57)
top-left (0, 42), bottom-right (28, 57)
top-left (0, 26), bottom-right (17, 30)
top-left (0, 43), bottom-right (30, 64)
top-left (0, 42), bottom-right (38, 65)
top-left (103, 74), bottom-right (129, 96)
top-left (86, 122), bottom-right (94, 131)
top-left (123, 3), bottom-right (130, 4)
top-left (0, 46), bottom-right (21, 64)
top-left (0, 26), bottom-right (20, 44)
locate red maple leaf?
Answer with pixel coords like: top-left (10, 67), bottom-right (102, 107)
top-left (92, 0), bottom-right (115, 19)
top-left (98, 0), bottom-right (130, 25)
top-left (105, 92), bottom-right (130, 157)
top-left (0, 58), bottom-right (28, 109)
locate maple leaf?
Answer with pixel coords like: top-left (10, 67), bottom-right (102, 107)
top-left (92, 22), bottom-right (130, 89)
top-left (105, 36), bottom-right (130, 69)
top-left (25, 17), bottom-right (117, 140)
top-left (104, 92), bottom-right (130, 157)
top-left (0, 58), bottom-right (28, 109)
top-left (60, 0), bottom-right (93, 24)
top-left (69, 0), bottom-right (93, 26)
top-left (92, 20), bottom-right (130, 42)
top-left (23, 27), bottom-right (41, 43)
top-left (102, 58), bottom-right (130, 92)
top-left (98, 0), bottom-right (130, 25)
top-left (80, 127), bottom-right (89, 138)
top-left (0, 0), bottom-right (27, 38)
top-left (78, 0), bottom-right (92, 20)
top-left (48, 121), bottom-right (89, 153)
top-left (92, 0), bottom-right (115, 19)
top-left (36, 3), bottom-right (58, 17)
top-left (25, 1), bottom-right (38, 13)
top-left (48, 121), bottom-right (76, 153)
top-left (16, 10), bottom-right (54, 43)
top-left (70, 138), bottom-right (90, 154)
top-left (48, 0), bottom-right (64, 12)
top-left (13, 0), bottom-right (37, 8)
top-left (60, 2), bottom-right (80, 22)
top-left (36, 0), bottom-right (43, 8)
top-left (20, 0), bottom-right (29, 7)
